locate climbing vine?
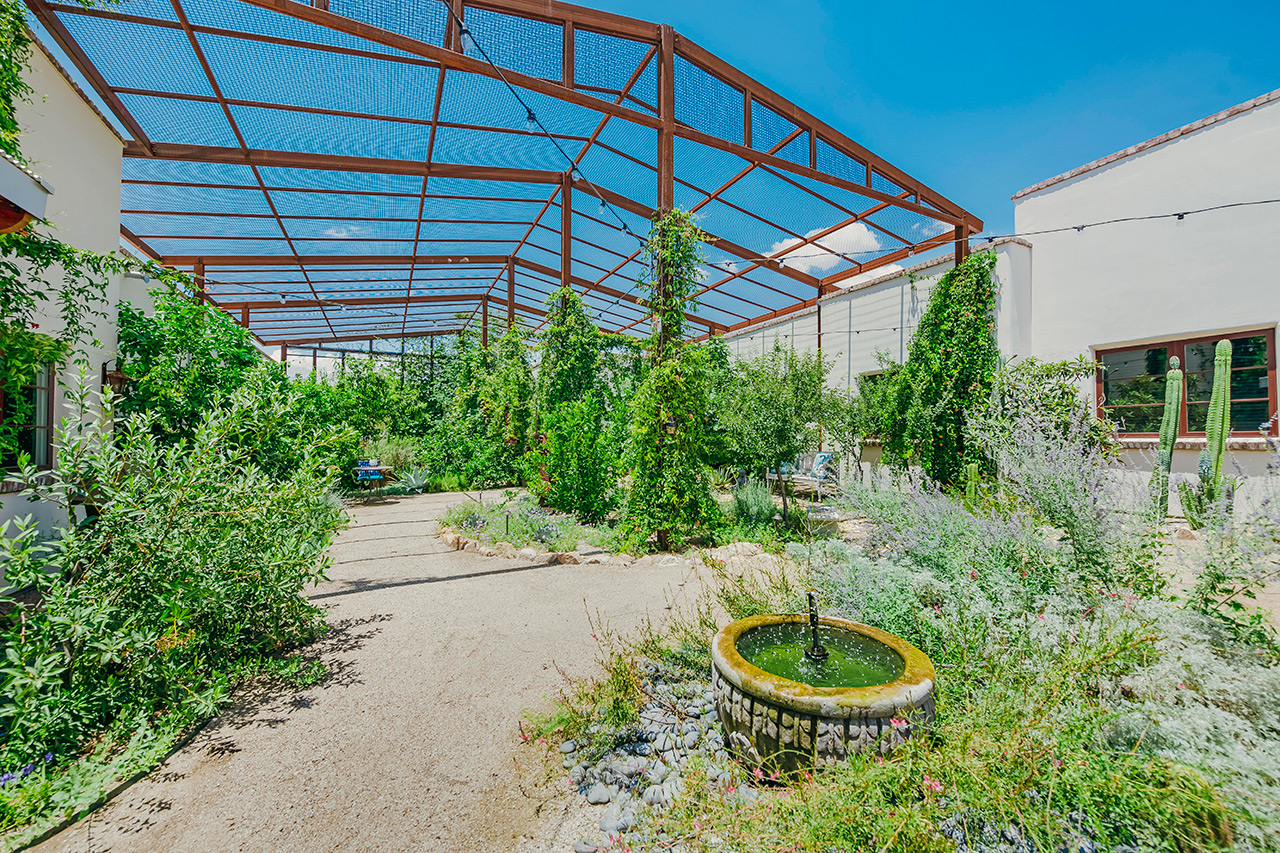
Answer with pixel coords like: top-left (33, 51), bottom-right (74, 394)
top-left (873, 251), bottom-right (1000, 485)
top-left (0, 232), bottom-right (171, 461)
top-left (619, 209), bottom-right (721, 551)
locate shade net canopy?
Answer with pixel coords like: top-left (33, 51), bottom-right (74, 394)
top-left (30, 0), bottom-right (982, 347)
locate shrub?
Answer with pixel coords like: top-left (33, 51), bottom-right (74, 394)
top-left (1, 379), bottom-right (344, 828)
top-left (534, 398), bottom-right (616, 523)
top-left (360, 435), bottom-right (419, 473)
top-left (729, 479), bottom-right (776, 526)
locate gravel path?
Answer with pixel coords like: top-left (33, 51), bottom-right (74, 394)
top-left (34, 493), bottom-right (701, 853)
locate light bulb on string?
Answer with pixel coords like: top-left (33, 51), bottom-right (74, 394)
top-left (277, 293), bottom-right (286, 304)
top-left (459, 24), bottom-right (475, 53)
top-left (570, 166), bottom-right (582, 183)
top-left (597, 198), bottom-right (606, 216)
top-left (525, 108), bottom-right (537, 132)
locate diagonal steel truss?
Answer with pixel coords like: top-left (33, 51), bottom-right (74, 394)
top-left (28, 0), bottom-right (982, 348)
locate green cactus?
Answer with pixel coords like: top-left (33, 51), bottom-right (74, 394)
top-left (1178, 339), bottom-right (1233, 529)
top-left (964, 461), bottom-right (980, 504)
top-left (1149, 355), bottom-right (1183, 520)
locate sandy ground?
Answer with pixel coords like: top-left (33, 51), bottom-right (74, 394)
top-left (34, 492), bottom-right (703, 853)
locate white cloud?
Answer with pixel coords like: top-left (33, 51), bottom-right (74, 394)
top-left (911, 219), bottom-right (950, 238)
top-left (323, 226), bottom-right (361, 238)
top-left (767, 222), bottom-right (881, 275)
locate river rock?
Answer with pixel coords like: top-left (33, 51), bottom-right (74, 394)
top-left (560, 740), bottom-right (578, 754)
top-left (585, 783), bottom-right (611, 805)
top-left (573, 841), bottom-right (599, 853)
top-left (642, 784), bottom-right (667, 807)
top-left (600, 801), bottom-right (636, 834)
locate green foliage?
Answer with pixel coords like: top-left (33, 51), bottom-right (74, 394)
top-left (729, 479), bottom-right (776, 526)
top-left (720, 342), bottom-right (830, 477)
top-left (1152, 356), bottom-right (1184, 519)
top-left (116, 286), bottom-right (260, 439)
top-left (440, 493), bottom-right (608, 553)
top-left (0, 378), bottom-right (344, 829)
top-left (534, 397), bottom-right (617, 523)
top-left (873, 252), bottom-right (1000, 485)
top-left (359, 435), bottom-right (419, 473)
top-left (1179, 340), bottom-right (1235, 529)
top-left (446, 328), bottom-right (532, 488)
top-left (619, 210), bottom-right (723, 551)
top-left (0, 0), bottom-right (33, 160)
top-left (0, 230), bottom-right (150, 459)
top-left (535, 286), bottom-right (603, 420)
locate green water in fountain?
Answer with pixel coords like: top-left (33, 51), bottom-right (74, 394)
top-left (736, 623), bottom-right (905, 688)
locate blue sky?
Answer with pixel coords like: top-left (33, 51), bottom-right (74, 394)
top-left (593, 0), bottom-right (1280, 235)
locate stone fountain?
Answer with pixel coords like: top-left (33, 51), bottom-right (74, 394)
top-left (711, 593), bottom-right (935, 772)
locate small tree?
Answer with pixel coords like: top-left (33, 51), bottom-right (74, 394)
top-left (721, 342), bottom-right (830, 522)
top-left (620, 210), bottom-right (721, 551)
top-left (117, 286), bottom-right (260, 440)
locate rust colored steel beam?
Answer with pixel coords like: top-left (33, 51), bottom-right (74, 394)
top-left (167, 0), bottom-right (336, 338)
top-left (234, 0), bottom-right (662, 130)
top-left (506, 260), bottom-right (515, 328)
top-left (216, 292), bottom-right (489, 310)
top-left (160, 254), bottom-right (510, 266)
top-left (560, 172), bottom-right (572, 290)
top-left (463, 0), bottom-right (660, 42)
top-left (123, 142), bottom-right (564, 184)
top-left (120, 225), bottom-right (161, 260)
top-left (819, 228), bottom-right (956, 290)
top-left (261, 328), bottom-right (463, 346)
top-left (26, 0), bottom-right (155, 151)
top-left (657, 24), bottom-right (674, 211)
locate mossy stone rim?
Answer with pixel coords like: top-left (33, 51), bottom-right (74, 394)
top-left (712, 614), bottom-right (935, 719)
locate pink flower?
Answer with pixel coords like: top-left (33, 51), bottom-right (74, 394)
top-left (922, 775), bottom-right (943, 793)
top-left (970, 570), bottom-right (978, 580)
top-left (753, 766), bottom-right (764, 780)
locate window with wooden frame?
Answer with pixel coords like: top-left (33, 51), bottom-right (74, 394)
top-left (1, 363), bottom-right (55, 469)
top-left (1096, 328), bottom-right (1277, 436)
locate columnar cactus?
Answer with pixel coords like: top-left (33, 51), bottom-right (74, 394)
top-left (1201, 339), bottom-right (1232, 484)
top-left (1179, 339), bottom-right (1233, 528)
top-left (1149, 355), bottom-right (1183, 520)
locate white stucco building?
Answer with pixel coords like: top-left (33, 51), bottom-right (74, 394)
top-left (722, 86), bottom-right (1280, 481)
top-left (0, 43), bottom-right (152, 533)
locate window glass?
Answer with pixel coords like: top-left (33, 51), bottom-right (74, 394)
top-left (1100, 331), bottom-right (1275, 436)
top-left (1100, 347), bottom-right (1166, 432)
top-left (3, 364), bottom-right (52, 468)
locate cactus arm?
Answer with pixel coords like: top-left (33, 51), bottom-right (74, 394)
top-left (1149, 356), bottom-right (1183, 519)
top-left (1205, 339), bottom-right (1233, 484)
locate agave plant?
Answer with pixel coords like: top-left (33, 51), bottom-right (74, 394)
top-left (399, 466), bottom-right (430, 494)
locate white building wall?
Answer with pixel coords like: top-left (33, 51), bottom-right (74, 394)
top-left (1013, 96), bottom-right (1280, 366)
top-left (722, 240), bottom-right (1031, 395)
top-left (1, 45), bottom-right (126, 535)
top-left (1014, 94), bottom-right (1280, 481)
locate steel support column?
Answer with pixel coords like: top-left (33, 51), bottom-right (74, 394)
top-left (506, 259), bottom-right (516, 328)
top-left (657, 24), bottom-right (674, 211)
top-left (560, 172), bottom-right (573, 291)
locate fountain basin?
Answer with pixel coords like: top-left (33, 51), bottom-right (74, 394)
top-left (712, 613), bottom-right (935, 772)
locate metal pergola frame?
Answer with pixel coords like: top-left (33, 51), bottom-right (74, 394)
top-left (30, 0), bottom-right (982, 354)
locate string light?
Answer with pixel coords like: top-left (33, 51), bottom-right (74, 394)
top-left (459, 24), bottom-right (475, 53)
top-left (525, 107), bottom-right (537, 132)
top-left (570, 166), bottom-right (582, 183)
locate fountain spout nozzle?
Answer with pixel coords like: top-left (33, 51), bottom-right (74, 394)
top-left (805, 590), bottom-right (829, 662)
